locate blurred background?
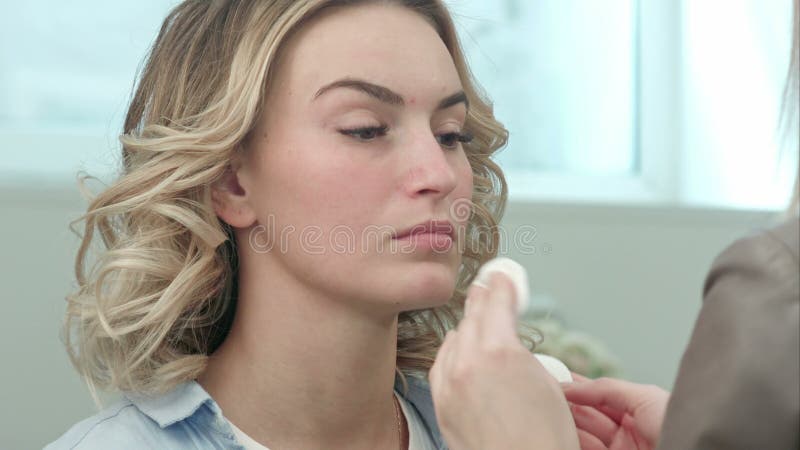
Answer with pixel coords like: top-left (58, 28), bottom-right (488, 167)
top-left (1, 0), bottom-right (797, 448)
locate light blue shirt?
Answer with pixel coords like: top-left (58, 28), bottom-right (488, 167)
top-left (45, 373), bottom-right (448, 449)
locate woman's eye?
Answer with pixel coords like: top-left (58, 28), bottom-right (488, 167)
top-left (339, 126), bottom-right (389, 142)
top-left (436, 131), bottom-right (473, 149)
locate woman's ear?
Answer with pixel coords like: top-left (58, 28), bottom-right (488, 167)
top-left (212, 159), bottom-right (257, 229)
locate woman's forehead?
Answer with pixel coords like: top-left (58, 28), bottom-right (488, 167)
top-left (273, 3), bottom-right (462, 104)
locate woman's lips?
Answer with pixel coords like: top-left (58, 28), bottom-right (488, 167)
top-left (392, 231), bottom-right (453, 251)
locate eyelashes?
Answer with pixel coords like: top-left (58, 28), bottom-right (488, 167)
top-left (338, 125), bottom-right (473, 150)
top-left (338, 125), bottom-right (389, 141)
top-left (436, 130), bottom-right (473, 149)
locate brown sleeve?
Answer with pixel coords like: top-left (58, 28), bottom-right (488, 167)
top-left (656, 219), bottom-right (799, 450)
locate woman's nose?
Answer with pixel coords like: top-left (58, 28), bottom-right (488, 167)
top-left (400, 130), bottom-right (459, 198)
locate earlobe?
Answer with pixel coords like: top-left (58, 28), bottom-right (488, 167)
top-left (212, 165), bottom-right (257, 229)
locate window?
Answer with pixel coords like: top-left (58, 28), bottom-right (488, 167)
top-left (448, 0), bottom-right (638, 177)
top-left (0, 1), bottom-right (177, 184)
top-left (2, 0), bottom-right (796, 209)
top-left (447, 0), bottom-right (797, 208)
top-left (678, 0), bottom-right (797, 209)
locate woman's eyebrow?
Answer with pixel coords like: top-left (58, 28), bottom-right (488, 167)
top-left (437, 91), bottom-right (469, 111)
top-left (313, 77), bottom-right (468, 110)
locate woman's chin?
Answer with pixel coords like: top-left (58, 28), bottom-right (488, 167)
top-left (398, 265), bottom-right (457, 304)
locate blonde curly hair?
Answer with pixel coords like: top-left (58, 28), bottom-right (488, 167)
top-left (65, 0), bottom-right (540, 407)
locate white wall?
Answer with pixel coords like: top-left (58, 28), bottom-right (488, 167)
top-left (0, 184), bottom-right (773, 449)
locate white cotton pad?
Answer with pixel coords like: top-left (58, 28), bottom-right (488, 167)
top-left (472, 257), bottom-right (530, 316)
top-left (534, 354), bottom-right (573, 383)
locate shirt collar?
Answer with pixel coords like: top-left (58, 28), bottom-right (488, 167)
top-left (125, 374), bottom-right (447, 449)
top-left (124, 380), bottom-right (221, 429)
top-left (395, 373), bottom-right (449, 450)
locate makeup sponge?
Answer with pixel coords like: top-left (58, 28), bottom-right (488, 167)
top-left (534, 354), bottom-right (573, 383)
top-left (472, 257), bottom-right (530, 316)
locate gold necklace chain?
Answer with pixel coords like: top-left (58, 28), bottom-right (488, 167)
top-left (392, 393), bottom-right (403, 450)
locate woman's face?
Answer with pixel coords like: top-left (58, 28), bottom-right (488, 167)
top-left (237, 3), bottom-right (473, 312)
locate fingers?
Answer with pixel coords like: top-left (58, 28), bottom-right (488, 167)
top-left (562, 377), bottom-right (647, 416)
top-left (620, 414), bottom-right (650, 448)
top-left (570, 403), bottom-right (618, 446)
top-left (430, 329), bottom-right (458, 396)
top-left (433, 271), bottom-right (524, 396)
top-left (570, 371), bottom-right (591, 383)
top-left (577, 428), bottom-right (609, 450)
top-left (465, 271), bottom-right (519, 344)
top-left (566, 380), bottom-right (669, 449)
top-left (597, 405), bottom-right (625, 425)
top-left (463, 278), bottom-right (489, 319)
top-left (611, 416), bottom-right (641, 449)
top-left (442, 330), bottom-right (459, 376)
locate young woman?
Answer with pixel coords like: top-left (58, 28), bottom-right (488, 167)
top-left (47, 1), bottom-right (577, 449)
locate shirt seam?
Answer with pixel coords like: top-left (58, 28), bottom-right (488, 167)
top-left (188, 402), bottom-right (238, 443)
top-left (69, 403), bottom-right (136, 449)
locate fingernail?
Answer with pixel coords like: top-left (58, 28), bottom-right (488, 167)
top-left (471, 279), bottom-right (489, 290)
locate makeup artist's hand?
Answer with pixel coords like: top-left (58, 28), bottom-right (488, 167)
top-left (562, 375), bottom-right (669, 450)
top-left (429, 272), bottom-right (580, 450)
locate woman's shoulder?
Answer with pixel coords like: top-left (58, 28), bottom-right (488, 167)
top-left (44, 399), bottom-right (160, 449)
top-left (43, 380), bottom-right (235, 449)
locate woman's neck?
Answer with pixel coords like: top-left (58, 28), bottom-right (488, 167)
top-left (198, 262), bottom-right (403, 450)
